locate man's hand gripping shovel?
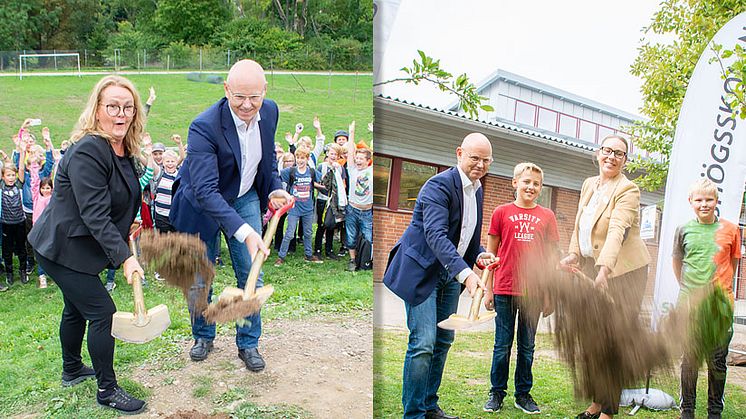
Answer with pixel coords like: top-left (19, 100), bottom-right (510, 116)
top-left (437, 259), bottom-right (500, 331)
top-left (111, 225), bottom-right (171, 343)
top-left (203, 198), bottom-right (295, 324)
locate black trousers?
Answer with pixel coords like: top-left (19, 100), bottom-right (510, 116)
top-left (2, 221), bottom-right (27, 274)
top-left (24, 212), bottom-right (35, 267)
top-left (154, 212), bottom-right (175, 233)
top-left (37, 252), bottom-right (118, 390)
top-left (314, 199), bottom-right (334, 254)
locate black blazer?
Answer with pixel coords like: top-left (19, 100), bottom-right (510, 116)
top-left (29, 134), bottom-right (140, 275)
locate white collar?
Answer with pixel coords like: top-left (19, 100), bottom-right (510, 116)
top-left (228, 106), bottom-right (261, 131)
top-left (457, 166), bottom-right (481, 191)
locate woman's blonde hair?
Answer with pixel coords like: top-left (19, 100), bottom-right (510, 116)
top-left (70, 75), bottom-right (145, 157)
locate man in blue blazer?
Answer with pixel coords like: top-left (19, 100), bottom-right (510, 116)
top-left (384, 133), bottom-right (495, 419)
top-left (171, 60), bottom-right (290, 371)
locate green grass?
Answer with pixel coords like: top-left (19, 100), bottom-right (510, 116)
top-left (0, 72), bottom-right (372, 416)
top-left (374, 328), bottom-right (746, 418)
top-left (0, 72), bottom-right (372, 150)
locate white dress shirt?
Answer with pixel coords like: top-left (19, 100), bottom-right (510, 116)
top-left (455, 166), bottom-right (480, 283)
top-left (229, 108), bottom-right (263, 243)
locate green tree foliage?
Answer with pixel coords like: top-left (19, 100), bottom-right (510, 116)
top-left (154, 0), bottom-right (232, 46)
top-left (628, 0), bottom-right (746, 191)
top-left (375, 50), bottom-right (494, 119)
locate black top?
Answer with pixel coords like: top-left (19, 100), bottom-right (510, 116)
top-left (29, 134), bottom-right (140, 275)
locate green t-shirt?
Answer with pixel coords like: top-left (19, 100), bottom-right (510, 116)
top-left (672, 218), bottom-right (741, 302)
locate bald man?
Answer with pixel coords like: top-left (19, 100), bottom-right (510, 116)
top-left (384, 133), bottom-right (495, 419)
top-left (171, 60), bottom-right (290, 371)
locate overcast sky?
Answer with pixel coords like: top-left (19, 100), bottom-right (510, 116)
top-left (375, 0), bottom-right (664, 116)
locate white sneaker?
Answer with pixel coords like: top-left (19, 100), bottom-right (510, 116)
top-left (105, 281), bottom-right (116, 292)
top-left (38, 274), bottom-right (48, 289)
top-left (154, 272), bottom-right (165, 281)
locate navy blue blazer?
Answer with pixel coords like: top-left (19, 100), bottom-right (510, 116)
top-left (170, 98), bottom-right (283, 241)
top-left (383, 167), bottom-right (485, 306)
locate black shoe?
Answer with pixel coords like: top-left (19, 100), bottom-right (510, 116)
top-left (20, 272), bottom-right (29, 284)
top-left (189, 338), bottom-right (213, 361)
top-left (483, 391), bottom-right (504, 412)
top-left (97, 385), bottom-right (146, 415)
top-left (0, 282), bottom-right (7, 292)
top-left (337, 248), bottom-right (347, 257)
top-left (576, 411), bottom-right (601, 419)
top-left (514, 393), bottom-right (540, 414)
top-left (5, 272), bottom-right (12, 287)
top-left (425, 406), bottom-right (459, 419)
top-left (678, 410), bottom-right (694, 419)
top-left (326, 252), bottom-right (340, 261)
top-left (25, 265), bottom-right (33, 276)
top-left (238, 347), bottom-right (265, 372)
top-left (62, 364), bottom-right (96, 387)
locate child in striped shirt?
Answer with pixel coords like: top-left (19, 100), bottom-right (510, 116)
top-left (153, 150), bottom-right (179, 233)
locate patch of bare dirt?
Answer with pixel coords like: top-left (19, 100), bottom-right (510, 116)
top-left (130, 313), bottom-right (372, 418)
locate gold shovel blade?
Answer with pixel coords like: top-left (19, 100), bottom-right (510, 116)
top-left (111, 304), bottom-right (171, 344)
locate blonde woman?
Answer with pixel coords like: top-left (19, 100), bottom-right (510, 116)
top-left (559, 135), bottom-right (650, 419)
top-left (29, 75), bottom-right (147, 414)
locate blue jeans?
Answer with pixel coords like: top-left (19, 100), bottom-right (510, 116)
top-left (489, 294), bottom-right (538, 398)
top-left (189, 189), bottom-right (263, 350)
top-left (345, 206), bottom-right (372, 249)
top-left (402, 270), bottom-right (461, 419)
top-left (279, 212), bottom-right (314, 259)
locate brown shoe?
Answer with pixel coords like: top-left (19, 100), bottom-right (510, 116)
top-left (305, 255), bottom-right (323, 264)
top-left (274, 258), bottom-right (284, 267)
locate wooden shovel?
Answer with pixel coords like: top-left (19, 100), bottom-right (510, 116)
top-left (111, 226), bottom-right (171, 343)
top-left (203, 198), bottom-right (295, 323)
top-left (437, 260), bottom-right (499, 330)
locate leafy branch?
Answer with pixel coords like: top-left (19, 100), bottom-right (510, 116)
top-left (374, 50), bottom-right (494, 119)
top-left (710, 42), bottom-right (746, 119)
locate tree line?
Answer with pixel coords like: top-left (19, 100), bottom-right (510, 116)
top-left (0, 0), bottom-right (372, 70)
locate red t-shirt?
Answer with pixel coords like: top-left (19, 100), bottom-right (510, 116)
top-left (488, 203), bottom-right (559, 295)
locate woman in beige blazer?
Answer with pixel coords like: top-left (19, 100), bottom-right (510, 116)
top-left (559, 135), bottom-right (650, 419)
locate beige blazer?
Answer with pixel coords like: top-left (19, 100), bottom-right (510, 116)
top-left (568, 173), bottom-right (650, 277)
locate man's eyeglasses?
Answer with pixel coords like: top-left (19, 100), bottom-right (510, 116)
top-left (103, 104), bottom-right (136, 117)
top-left (599, 146), bottom-right (627, 159)
top-left (227, 86), bottom-right (265, 105)
top-left (464, 152), bottom-right (493, 166)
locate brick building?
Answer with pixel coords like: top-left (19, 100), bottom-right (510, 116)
top-left (373, 70), bottom-right (746, 305)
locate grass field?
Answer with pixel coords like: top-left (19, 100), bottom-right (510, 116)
top-left (0, 72), bottom-right (372, 151)
top-left (374, 329), bottom-right (746, 418)
top-left (0, 72), bottom-right (373, 417)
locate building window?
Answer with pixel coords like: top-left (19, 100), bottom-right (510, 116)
top-left (537, 185), bottom-right (553, 210)
top-left (559, 114), bottom-right (577, 137)
top-left (515, 101), bottom-right (536, 126)
top-left (398, 161), bottom-right (438, 210)
top-left (579, 120), bottom-right (597, 143)
top-left (537, 108), bottom-right (558, 132)
top-left (598, 125), bottom-right (614, 141)
top-left (373, 156), bottom-right (392, 207)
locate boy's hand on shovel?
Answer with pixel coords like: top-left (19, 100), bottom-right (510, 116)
top-left (123, 255), bottom-right (145, 285)
top-left (268, 189), bottom-right (292, 210)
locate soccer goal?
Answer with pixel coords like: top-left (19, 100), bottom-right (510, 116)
top-left (18, 52), bottom-right (81, 79)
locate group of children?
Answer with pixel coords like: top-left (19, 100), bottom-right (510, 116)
top-left (271, 116), bottom-right (373, 273)
top-left (479, 162), bottom-right (740, 417)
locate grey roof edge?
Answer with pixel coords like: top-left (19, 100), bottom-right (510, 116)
top-left (446, 68), bottom-right (647, 123)
top-left (376, 95), bottom-right (597, 155)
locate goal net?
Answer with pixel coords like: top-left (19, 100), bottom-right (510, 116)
top-left (18, 53), bottom-right (81, 79)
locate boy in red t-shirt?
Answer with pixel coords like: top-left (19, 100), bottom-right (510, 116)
top-left (482, 162), bottom-right (559, 415)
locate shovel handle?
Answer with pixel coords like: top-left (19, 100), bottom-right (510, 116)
top-left (467, 267), bottom-right (492, 321)
top-left (243, 198), bottom-right (295, 299)
top-left (129, 240), bottom-right (148, 326)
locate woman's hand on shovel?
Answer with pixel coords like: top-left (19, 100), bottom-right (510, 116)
top-left (123, 255), bottom-right (145, 285)
top-left (464, 272), bottom-right (487, 298)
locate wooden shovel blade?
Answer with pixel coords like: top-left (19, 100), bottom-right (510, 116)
top-left (111, 304), bottom-right (171, 344)
top-left (437, 311), bottom-right (496, 331)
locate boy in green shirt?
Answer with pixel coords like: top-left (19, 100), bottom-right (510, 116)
top-left (672, 178), bottom-right (741, 419)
